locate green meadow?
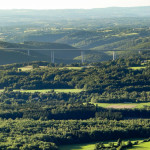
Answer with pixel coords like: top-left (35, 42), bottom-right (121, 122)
top-left (59, 139), bottom-right (150, 150)
top-left (127, 141), bottom-right (150, 150)
top-left (59, 143), bottom-right (96, 150)
top-left (92, 102), bottom-right (150, 109)
top-left (18, 65), bottom-right (33, 71)
top-left (14, 89), bottom-right (84, 93)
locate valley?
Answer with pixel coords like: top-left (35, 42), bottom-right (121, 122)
top-left (0, 6), bottom-right (150, 150)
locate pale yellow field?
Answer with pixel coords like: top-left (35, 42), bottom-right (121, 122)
top-left (18, 66), bottom-right (83, 71)
top-left (14, 89), bottom-right (84, 93)
top-left (112, 32), bottom-right (138, 37)
top-left (18, 65), bottom-right (33, 71)
top-left (129, 66), bottom-right (147, 70)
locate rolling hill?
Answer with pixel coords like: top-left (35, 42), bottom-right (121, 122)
top-left (1, 7), bottom-right (150, 21)
top-left (0, 41), bottom-right (80, 65)
top-left (55, 29), bottom-right (150, 50)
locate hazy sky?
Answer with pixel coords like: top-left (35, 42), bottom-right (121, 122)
top-left (0, 0), bottom-right (150, 9)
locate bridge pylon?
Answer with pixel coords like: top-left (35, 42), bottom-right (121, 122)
top-left (81, 50), bottom-right (84, 63)
top-left (113, 51), bottom-right (115, 61)
top-left (51, 50), bottom-right (55, 63)
top-left (27, 50), bottom-right (30, 56)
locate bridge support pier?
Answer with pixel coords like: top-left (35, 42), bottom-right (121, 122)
top-left (27, 50), bottom-right (30, 56)
top-left (51, 50), bottom-right (55, 63)
top-left (81, 50), bottom-right (84, 63)
top-left (113, 51), bottom-right (115, 60)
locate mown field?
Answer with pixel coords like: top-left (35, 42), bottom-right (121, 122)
top-left (59, 143), bottom-right (96, 150)
top-left (92, 102), bottom-right (150, 109)
top-left (60, 67), bottom-right (83, 70)
top-left (59, 139), bottom-right (150, 150)
top-left (129, 66), bottom-right (147, 70)
top-left (0, 89), bottom-right (84, 93)
top-left (13, 89), bottom-right (84, 93)
top-left (18, 66), bottom-right (83, 71)
top-left (128, 141), bottom-right (150, 149)
top-left (18, 65), bottom-right (33, 71)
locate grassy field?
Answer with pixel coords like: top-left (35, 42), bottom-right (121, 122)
top-left (0, 89), bottom-right (3, 92)
top-left (127, 141), bottom-right (150, 150)
top-left (59, 139), bottom-right (147, 150)
top-left (92, 102), bottom-right (150, 109)
top-left (129, 66), bottom-right (147, 70)
top-left (60, 142), bottom-right (115, 150)
top-left (128, 60), bottom-right (150, 70)
top-left (112, 32), bottom-right (138, 37)
top-left (14, 89), bottom-right (84, 93)
top-left (18, 66), bottom-right (83, 71)
top-left (59, 67), bottom-right (83, 70)
top-left (60, 142), bottom-right (150, 150)
top-left (18, 65), bottom-right (33, 71)
top-left (60, 143), bottom-right (96, 150)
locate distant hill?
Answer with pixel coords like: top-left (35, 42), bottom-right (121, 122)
top-left (0, 41), bottom-right (75, 49)
top-left (0, 41), bottom-right (80, 65)
top-left (1, 7), bottom-right (150, 63)
top-left (1, 7), bottom-right (150, 21)
top-left (55, 28), bottom-right (150, 50)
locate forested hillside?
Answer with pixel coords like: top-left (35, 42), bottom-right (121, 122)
top-left (1, 17), bottom-right (150, 65)
top-left (0, 52), bottom-right (150, 149)
top-left (55, 27), bottom-right (150, 50)
top-left (1, 9), bottom-right (150, 65)
top-left (0, 52), bottom-right (150, 103)
top-left (2, 26), bottom-right (150, 64)
top-left (0, 41), bottom-right (79, 65)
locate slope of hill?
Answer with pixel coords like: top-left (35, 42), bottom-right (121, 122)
top-left (0, 41), bottom-right (79, 65)
top-left (55, 28), bottom-right (150, 50)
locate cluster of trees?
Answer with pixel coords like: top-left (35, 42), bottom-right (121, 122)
top-left (0, 54), bottom-right (149, 149)
top-left (95, 138), bottom-right (150, 150)
top-left (1, 119), bottom-right (150, 149)
top-left (94, 139), bottom-right (133, 150)
top-left (0, 55), bottom-right (149, 103)
top-left (1, 91), bottom-right (150, 121)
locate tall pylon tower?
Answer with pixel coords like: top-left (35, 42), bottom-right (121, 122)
top-left (113, 51), bottom-right (115, 60)
top-left (27, 50), bottom-right (30, 56)
top-left (51, 50), bottom-right (55, 63)
top-left (81, 50), bottom-right (84, 63)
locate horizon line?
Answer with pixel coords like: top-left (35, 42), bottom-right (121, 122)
top-left (0, 6), bottom-right (150, 10)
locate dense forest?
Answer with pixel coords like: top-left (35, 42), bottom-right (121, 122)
top-left (0, 51), bottom-right (150, 149)
top-left (0, 53), bottom-right (149, 103)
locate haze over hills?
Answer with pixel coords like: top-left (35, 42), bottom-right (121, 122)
top-left (0, 6), bottom-right (150, 27)
top-left (1, 6), bottom-right (150, 64)
top-left (1, 6), bottom-right (150, 21)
